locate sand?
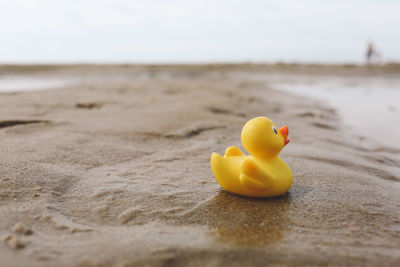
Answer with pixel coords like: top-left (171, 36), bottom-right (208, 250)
top-left (0, 65), bottom-right (399, 266)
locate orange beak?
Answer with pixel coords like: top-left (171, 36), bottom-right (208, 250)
top-left (279, 125), bottom-right (290, 146)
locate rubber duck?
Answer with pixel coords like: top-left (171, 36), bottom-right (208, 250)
top-left (210, 117), bottom-right (292, 198)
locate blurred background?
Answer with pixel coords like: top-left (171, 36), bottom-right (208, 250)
top-left (0, 0), bottom-right (399, 149)
top-left (1, 0), bottom-right (399, 64)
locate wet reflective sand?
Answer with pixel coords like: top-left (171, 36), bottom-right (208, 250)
top-left (0, 65), bottom-right (399, 266)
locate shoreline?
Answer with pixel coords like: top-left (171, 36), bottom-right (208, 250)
top-left (1, 62), bottom-right (400, 75)
top-left (0, 65), bottom-right (399, 266)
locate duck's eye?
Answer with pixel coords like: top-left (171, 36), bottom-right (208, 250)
top-left (271, 125), bottom-right (278, 134)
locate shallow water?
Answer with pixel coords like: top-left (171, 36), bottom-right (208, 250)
top-left (0, 76), bottom-right (69, 92)
top-left (229, 71), bottom-right (400, 150)
top-left (275, 78), bottom-right (400, 149)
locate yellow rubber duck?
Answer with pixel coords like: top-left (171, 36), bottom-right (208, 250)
top-left (211, 117), bottom-right (292, 198)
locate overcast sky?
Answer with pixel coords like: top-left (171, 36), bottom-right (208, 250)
top-left (0, 0), bottom-right (399, 63)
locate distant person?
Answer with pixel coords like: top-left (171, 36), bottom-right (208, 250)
top-left (366, 42), bottom-right (375, 64)
top-left (365, 41), bottom-right (383, 65)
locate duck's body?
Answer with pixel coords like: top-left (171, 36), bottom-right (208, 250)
top-left (211, 147), bottom-right (292, 197)
top-left (210, 117), bottom-right (293, 198)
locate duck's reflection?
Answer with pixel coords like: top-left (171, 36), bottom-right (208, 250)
top-left (207, 190), bottom-right (292, 246)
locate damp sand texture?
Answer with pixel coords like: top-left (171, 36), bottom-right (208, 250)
top-left (0, 65), bottom-right (399, 267)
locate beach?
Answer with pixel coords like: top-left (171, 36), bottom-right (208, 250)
top-left (0, 64), bottom-right (399, 266)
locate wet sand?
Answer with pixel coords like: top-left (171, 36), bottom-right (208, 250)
top-left (0, 64), bottom-right (399, 266)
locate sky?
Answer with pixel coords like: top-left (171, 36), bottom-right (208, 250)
top-left (0, 0), bottom-right (399, 64)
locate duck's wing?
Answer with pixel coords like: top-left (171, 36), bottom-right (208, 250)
top-left (239, 173), bottom-right (269, 191)
top-left (239, 158), bottom-right (276, 191)
top-left (224, 146), bottom-right (244, 157)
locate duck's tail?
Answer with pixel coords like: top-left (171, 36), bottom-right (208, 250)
top-left (210, 152), bottom-right (241, 191)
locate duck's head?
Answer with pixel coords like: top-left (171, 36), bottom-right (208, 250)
top-left (241, 117), bottom-right (290, 158)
